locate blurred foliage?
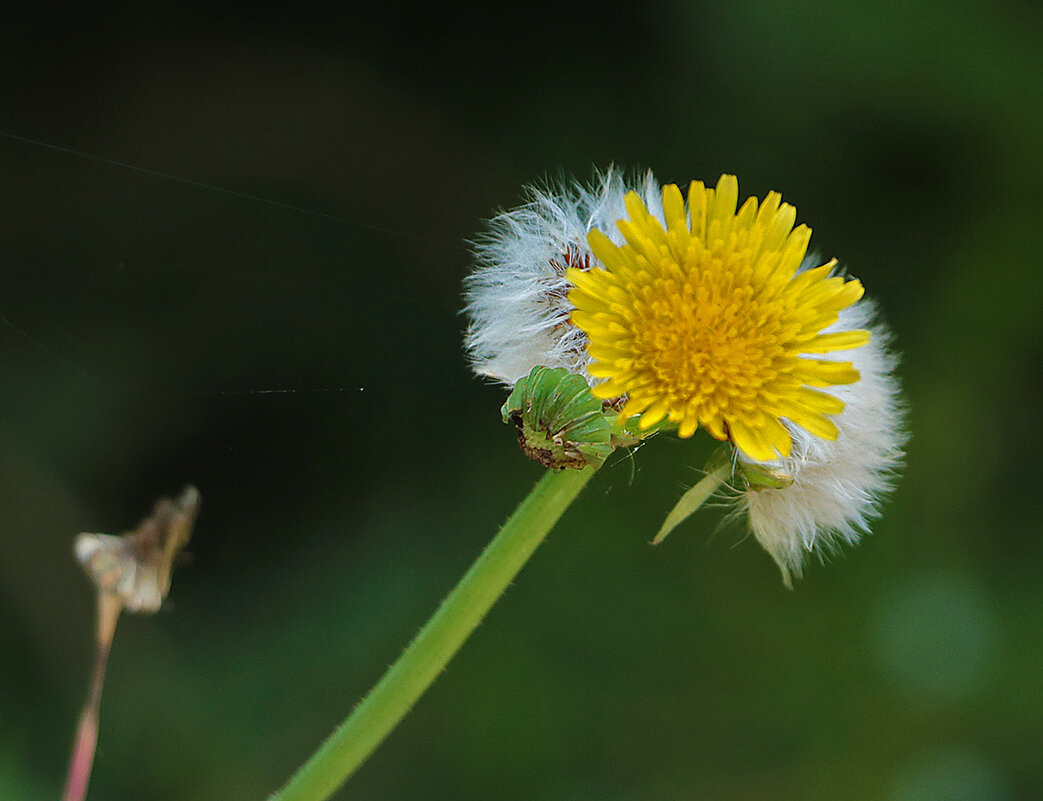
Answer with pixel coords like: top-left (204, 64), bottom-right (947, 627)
top-left (0, 1), bottom-right (1040, 800)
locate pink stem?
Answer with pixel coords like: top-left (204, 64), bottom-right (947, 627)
top-left (62, 594), bottom-right (121, 801)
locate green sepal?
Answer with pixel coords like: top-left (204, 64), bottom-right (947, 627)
top-left (501, 367), bottom-right (618, 470)
top-left (653, 446), bottom-right (733, 545)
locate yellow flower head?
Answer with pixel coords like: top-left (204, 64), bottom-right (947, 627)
top-left (567, 175), bottom-right (870, 462)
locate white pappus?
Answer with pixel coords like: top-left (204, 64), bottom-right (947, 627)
top-left (737, 296), bottom-right (907, 585)
top-left (463, 168), bottom-right (662, 386)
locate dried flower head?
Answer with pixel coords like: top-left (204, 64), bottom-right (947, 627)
top-left (569, 175), bottom-right (869, 462)
top-left (75, 485), bottom-right (200, 613)
top-left (64, 486), bottom-right (201, 801)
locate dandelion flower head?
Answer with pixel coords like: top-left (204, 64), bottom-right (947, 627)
top-left (465, 171), bottom-right (906, 582)
top-left (568, 175), bottom-right (870, 461)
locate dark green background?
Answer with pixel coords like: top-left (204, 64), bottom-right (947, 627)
top-left (1, 2), bottom-right (1040, 799)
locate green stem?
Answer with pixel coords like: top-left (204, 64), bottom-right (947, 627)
top-left (269, 466), bottom-right (596, 801)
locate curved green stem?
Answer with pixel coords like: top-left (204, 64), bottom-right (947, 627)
top-left (269, 466), bottom-right (596, 801)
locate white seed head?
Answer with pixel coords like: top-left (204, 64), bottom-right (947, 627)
top-left (738, 293), bottom-right (907, 585)
top-left (463, 168), bottom-right (662, 386)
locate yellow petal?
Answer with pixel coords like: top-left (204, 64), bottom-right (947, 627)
top-left (803, 330), bottom-right (871, 353)
top-left (730, 418), bottom-right (777, 462)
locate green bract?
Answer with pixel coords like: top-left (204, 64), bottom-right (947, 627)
top-left (738, 462), bottom-right (794, 491)
top-left (500, 367), bottom-right (625, 470)
top-left (653, 446), bottom-right (734, 544)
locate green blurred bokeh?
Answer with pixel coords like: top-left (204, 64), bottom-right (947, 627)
top-left (1, 2), bottom-right (1040, 799)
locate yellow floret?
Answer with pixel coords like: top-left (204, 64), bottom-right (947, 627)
top-left (567, 175), bottom-right (870, 461)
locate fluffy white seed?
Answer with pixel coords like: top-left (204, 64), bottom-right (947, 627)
top-left (463, 169), bottom-right (661, 386)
